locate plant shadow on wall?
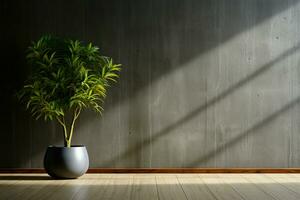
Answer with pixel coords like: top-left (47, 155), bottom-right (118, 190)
top-left (80, 0), bottom-right (300, 167)
top-left (101, 43), bottom-right (300, 167)
top-left (1, 0), bottom-right (299, 167)
top-left (187, 96), bottom-right (300, 167)
top-left (87, 0), bottom-right (299, 110)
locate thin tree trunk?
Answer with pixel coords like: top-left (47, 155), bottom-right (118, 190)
top-left (56, 116), bottom-right (68, 147)
top-left (66, 108), bottom-right (81, 148)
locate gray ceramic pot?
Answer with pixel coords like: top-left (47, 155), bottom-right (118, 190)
top-left (44, 145), bottom-right (89, 179)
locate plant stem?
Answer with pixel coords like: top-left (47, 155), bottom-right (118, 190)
top-left (66, 107), bottom-right (81, 148)
top-left (56, 116), bottom-right (68, 145)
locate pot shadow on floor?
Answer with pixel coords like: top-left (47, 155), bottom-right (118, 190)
top-left (0, 175), bottom-right (52, 180)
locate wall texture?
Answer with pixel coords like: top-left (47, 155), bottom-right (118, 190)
top-left (1, 0), bottom-right (300, 168)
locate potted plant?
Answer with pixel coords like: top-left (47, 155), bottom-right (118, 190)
top-left (18, 35), bottom-right (121, 178)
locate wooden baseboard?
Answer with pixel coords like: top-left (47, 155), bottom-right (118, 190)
top-left (87, 168), bottom-right (300, 173)
top-left (1, 168), bottom-right (300, 173)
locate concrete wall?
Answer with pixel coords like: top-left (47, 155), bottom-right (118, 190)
top-left (1, 0), bottom-right (300, 168)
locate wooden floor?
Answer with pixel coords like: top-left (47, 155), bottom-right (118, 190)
top-left (1, 174), bottom-right (300, 200)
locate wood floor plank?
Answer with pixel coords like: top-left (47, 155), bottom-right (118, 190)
top-left (176, 174), bottom-right (217, 200)
top-left (156, 175), bottom-right (188, 200)
top-left (200, 175), bottom-right (245, 200)
top-left (44, 179), bottom-right (88, 200)
top-left (242, 174), bottom-right (300, 200)
top-left (0, 174), bottom-right (52, 200)
top-left (262, 174), bottom-right (300, 197)
top-left (2, 173), bottom-right (300, 200)
top-left (0, 181), bottom-right (32, 199)
top-left (71, 174), bottom-right (112, 200)
top-left (7, 174), bottom-right (106, 200)
top-left (5, 179), bottom-right (56, 200)
top-left (130, 174), bottom-right (159, 200)
top-left (286, 173), bottom-right (300, 178)
top-left (98, 174), bottom-right (133, 200)
top-left (218, 174), bottom-right (275, 200)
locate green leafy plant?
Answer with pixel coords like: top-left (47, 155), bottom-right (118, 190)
top-left (18, 35), bottom-right (121, 147)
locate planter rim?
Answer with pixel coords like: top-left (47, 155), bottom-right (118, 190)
top-left (47, 145), bottom-right (86, 148)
